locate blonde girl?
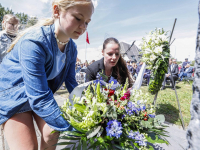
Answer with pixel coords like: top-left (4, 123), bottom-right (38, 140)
top-left (0, 0), bottom-right (94, 150)
top-left (0, 14), bottom-right (19, 63)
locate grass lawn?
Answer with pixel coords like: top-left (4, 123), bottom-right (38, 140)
top-left (140, 81), bottom-right (193, 127)
top-left (56, 81), bottom-right (193, 128)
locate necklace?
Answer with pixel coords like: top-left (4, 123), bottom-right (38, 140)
top-left (54, 32), bottom-right (69, 45)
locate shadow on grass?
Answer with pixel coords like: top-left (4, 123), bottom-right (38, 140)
top-left (56, 89), bottom-right (69, 95)
top-left (163, 85), bottom-right (181, 89)
top-left (156, 103), bottom-right (180, 124)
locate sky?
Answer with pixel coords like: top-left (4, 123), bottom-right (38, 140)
top-left (1, 0), bottom-right (199, 62)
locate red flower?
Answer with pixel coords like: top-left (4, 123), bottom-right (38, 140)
top-left (144, 112), bottom-right (147, 117)
top-left (108, 89), bottom-right (115, 97)
top-left (124, 92), bottom-right (130, 98)
top-left (120, 96), bottom-right (126, 101)
top-left (104, 88), bottom-right (108, 91)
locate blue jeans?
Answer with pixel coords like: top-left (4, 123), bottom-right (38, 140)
top-left (179, 72), bottom-right (187, 81)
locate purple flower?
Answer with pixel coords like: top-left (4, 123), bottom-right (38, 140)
top-left (106, 120), bottom-right (123, 139)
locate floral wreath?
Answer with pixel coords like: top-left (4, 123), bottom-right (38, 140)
top-left (140, 28), bottom-right (170, 94)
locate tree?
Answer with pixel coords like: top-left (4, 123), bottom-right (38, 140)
top-left (190, 60), bottom-right (195, 66)
top-left (0, 3), bottom-right (14, 30)
top-left (0, 3), bottom-right (32, 31)
top-left (26, 16), bottom-right (38, 27)
top-left (15, 13), bottom-right (28, 25)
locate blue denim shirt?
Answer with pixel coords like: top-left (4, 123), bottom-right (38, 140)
top-left (0, 24), bottom-right (78, 131)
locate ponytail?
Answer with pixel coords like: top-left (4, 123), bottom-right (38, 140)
top-left (113, 55), bottom-right (134, 87)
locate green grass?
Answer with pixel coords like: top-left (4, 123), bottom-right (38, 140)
top-left (56, 81), bottom-right (193, 127)
top-left (140, 81), bottom-right (193, 127)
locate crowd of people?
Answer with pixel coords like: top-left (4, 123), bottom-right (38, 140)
top-left (74, 56), bottom-right (194, 90)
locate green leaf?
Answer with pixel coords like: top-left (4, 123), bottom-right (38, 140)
top-left (155, 115), bottom-right (165, 123)
top-left (77, 140), bottom-right (82, 150)
top-left (61, 147), bottom-right (71, 150)
top-left (56, 142), bottom-right (77, 145)
top-left (59, 136), bottom-right (81, 141)
top-left (113, 144), bottom-right (123, 150)
top-left (96, 82), bottom-right (103, 102)
top-left (146, 135), bottom-right (169, 145)
top-left (140, 120), bottom-right (152, 129)
top-left (74, 104), bottom-right (86, 113)
top-left (88, 141), bottom-right (100, 149)
top-left (86, 126), bottom-right (101, 139)
top-left (82, 138), bottom-right (87, 150)
top-left (63, 131), bottom-right (83, 137)
top-left (72, 144), bottom-right (76, 150)
top-left (147, 145), bottom-right (154, 150)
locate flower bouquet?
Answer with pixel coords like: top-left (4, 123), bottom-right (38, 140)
top-left (57, 78), bottom-right (169, 150)
top-left (140, 28), bottom-right (170, 94)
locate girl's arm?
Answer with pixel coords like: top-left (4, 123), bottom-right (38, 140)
top-left (20, 39), bottom-right (73, 131)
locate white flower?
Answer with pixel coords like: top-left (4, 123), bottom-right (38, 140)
top-left (154, 46), bottom-right (163, 54)
top-left (144, 48), bottom-right (151, 54)
top-left (158, 34), bottom-right (167, 41)
top-left (145, 35), bottom-right (152, 43)
top-left (150, 54), bottom-right (156, 61)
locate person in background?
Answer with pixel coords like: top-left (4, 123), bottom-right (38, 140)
top-left (132, 62), bottom-right (137, 80)
top-left (85, 37), bottom-right (133, 87)
top-left (127, 60), bottom-right (134, 75)
top-left (0, 14), bottom-right (20, 63)
top-left (179, 64), bottom-right (193, 81)
top-left (136, 61), bottom-right (151, 85)
top-left (182, 58), bottom-right (190, 71)
top-left (178, 64), bottom-right (182, 75)
top-left (161, 58), bottom-right (178, 90)
top-left (75, 62), bottom-right (82, 73)
top-left (0, 0), bottom-right (94, 149)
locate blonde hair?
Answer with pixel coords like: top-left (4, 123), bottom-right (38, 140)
top-left (7, 0), bottom-right (93, 52)
top-left (2, 14), bottom-right (19, 30)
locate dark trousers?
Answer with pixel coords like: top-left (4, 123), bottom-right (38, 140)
top-left (162, 75), bottom-right (178, 88)
top-left (144, 74), bottom-right (150, 85)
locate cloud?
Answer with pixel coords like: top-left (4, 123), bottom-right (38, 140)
top-left (92, 0), bottom-right (99, 8)
top-left (172, 37), bottom-right (196, 61)
top-left (40, 0), bottom-right (50, 3)
top-left (77, 47), bottom-right (102, 62)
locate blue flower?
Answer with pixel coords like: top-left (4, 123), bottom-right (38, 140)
top-left (125, 107), bottom-right (134, 116)
top-left (148, 114), bottom-right (155, 118)
top-left (109, 76), bottom-right (118, 84)
top-left (128, 130), bottom-right (139, 139)
top-left (106, 120), bottom-right (123, 139)
top-left (138, 105), bottom-right (146, 111)
top-left (136, 140), bottom-right (147, 146)
top-left (127, 102), bottom-right (133, 109)
top-left (121, 114), bottom-right (125, 119)
top-left (128, 130), bottom-right (147, 146)
top-left (93, 79), bottom-right (104, 86)
top-left (137, 100), bottom-right (141, 105)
